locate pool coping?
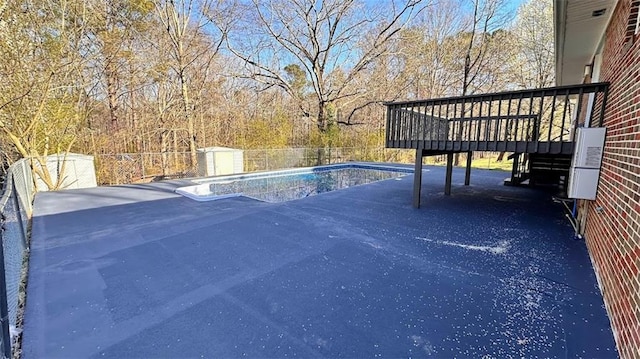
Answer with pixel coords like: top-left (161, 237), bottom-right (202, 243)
top-left (175, 162), bottom-right (414, 202)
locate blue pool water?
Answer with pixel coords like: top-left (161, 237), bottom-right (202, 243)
top-left (206, 165), bottom-right (411, 203)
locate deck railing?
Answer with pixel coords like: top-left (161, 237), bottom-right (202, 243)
top-left (385, 83), bottom-right (609, 154)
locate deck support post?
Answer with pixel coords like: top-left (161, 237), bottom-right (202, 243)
top-left (445, 153), bottom-right (453, 195)
top-left (464, 151), bottom-right (472, 186)
top-left (412, 149), bottom-right (423, 208)
top-left (511, 153), bottom-right (520, 182)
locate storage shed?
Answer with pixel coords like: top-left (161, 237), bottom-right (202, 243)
top-left (34, 153), bottom-right (97, 191)
top-left (196, 147), bottom-right (244, 177)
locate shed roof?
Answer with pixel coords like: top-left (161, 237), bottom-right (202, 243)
top-left (44, 153), bottom-right (94, 160)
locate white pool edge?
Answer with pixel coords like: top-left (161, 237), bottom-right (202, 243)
top-left (175, 184), bottom-right (244, 202)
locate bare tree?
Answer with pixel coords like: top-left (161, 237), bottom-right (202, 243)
top-left (454, 0), bottom-right (512, 164)
top-left (394, 0), bottom-right (465, 99)
top-left (228, 0), bottom-right (428, 132)
top-left (498, 0), bottom-right (554, 161)
top-left (460, 0), bottom-right (512, 96)
top-left (332, 0), bottom-right (463, 131)
top-left (153, 0), bottom-right (231, 165)
top-left (508, 0), bottom-right (554, 89)
top-left (0, 0), bottom-right (90, 190)
top-left (86, 0), bottom-right (154, 130)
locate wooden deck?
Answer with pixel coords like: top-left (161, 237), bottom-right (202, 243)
top-left (384, 83), bottom-right (610, 207)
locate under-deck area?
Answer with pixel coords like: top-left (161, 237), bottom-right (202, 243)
top-left (385, 83), bottom-right (609, 207)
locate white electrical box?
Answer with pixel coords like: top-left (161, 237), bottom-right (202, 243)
top-left (568, 167), bottom-right (600, 200)
top-left (572, 127), bottom-right (606, 168)
top-left (568, 127), bottom-right (606, 200)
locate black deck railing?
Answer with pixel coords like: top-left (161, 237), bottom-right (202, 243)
top-left (385, 83), bottom-right (609, 155)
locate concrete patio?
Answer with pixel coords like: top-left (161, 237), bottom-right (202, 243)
top-left (21, 165), bottom-right (616, 358)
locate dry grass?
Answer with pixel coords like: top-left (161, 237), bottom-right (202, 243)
top-left (470, 156), bottom-right (513, 171)
top-left (425, 153), bottom-right (513, 172)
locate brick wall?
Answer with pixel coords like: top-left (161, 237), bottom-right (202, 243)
top-left (583, 1), bottom-right (640, 358)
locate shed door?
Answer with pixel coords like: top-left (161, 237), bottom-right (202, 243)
top-left (214, 151), bottom-right (234, 175)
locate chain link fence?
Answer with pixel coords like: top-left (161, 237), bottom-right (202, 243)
top-left (0, 159), bottom-right (34, 358)
top-left (94, 148), bottom-right (514, 185)
top-left (242, 147), bottom-right (414, 172)
top-left (94, 147), bottom-right (417, 185)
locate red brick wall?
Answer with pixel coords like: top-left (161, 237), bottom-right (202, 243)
top-left (583, 1), bottom-right (640, 358)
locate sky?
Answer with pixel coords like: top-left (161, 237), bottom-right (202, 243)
top-left (505, 0), bottom-right (528, 15)
top-left (362, 0), bottom-right (529, 25)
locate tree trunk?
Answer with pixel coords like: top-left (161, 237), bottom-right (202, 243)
top-left (128, 39), bottom-right (141, 152)
top-left (178, 68), bottom-right (197, 167)
top-left (317, 101), bottom-right (327, 132)
top-left (103, 2), bottom-right (120, 131)
top-left (160, 130), bottom-right (169, 177)
top-left (105, 56), bottom-right (119, 129)
top-left (172, 129), bottom-right (178, 164)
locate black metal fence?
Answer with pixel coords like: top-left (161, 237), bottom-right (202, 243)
top-left (0, 159), bottom-right (34, 358)
top-left (386, 83), bottom-right (610, 154)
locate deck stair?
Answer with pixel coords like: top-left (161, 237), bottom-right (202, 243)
top-left (384, 83), bottom-right (610, 207)
top-left (504, 153), bottom-right (529, 186)
top-left (505, 153), bottom-right (572, 192)
top-left (529, 153), bottom-right (572, 192)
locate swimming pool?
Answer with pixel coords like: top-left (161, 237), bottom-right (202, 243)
top-left (176, 163), bottom-right (412, 202)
